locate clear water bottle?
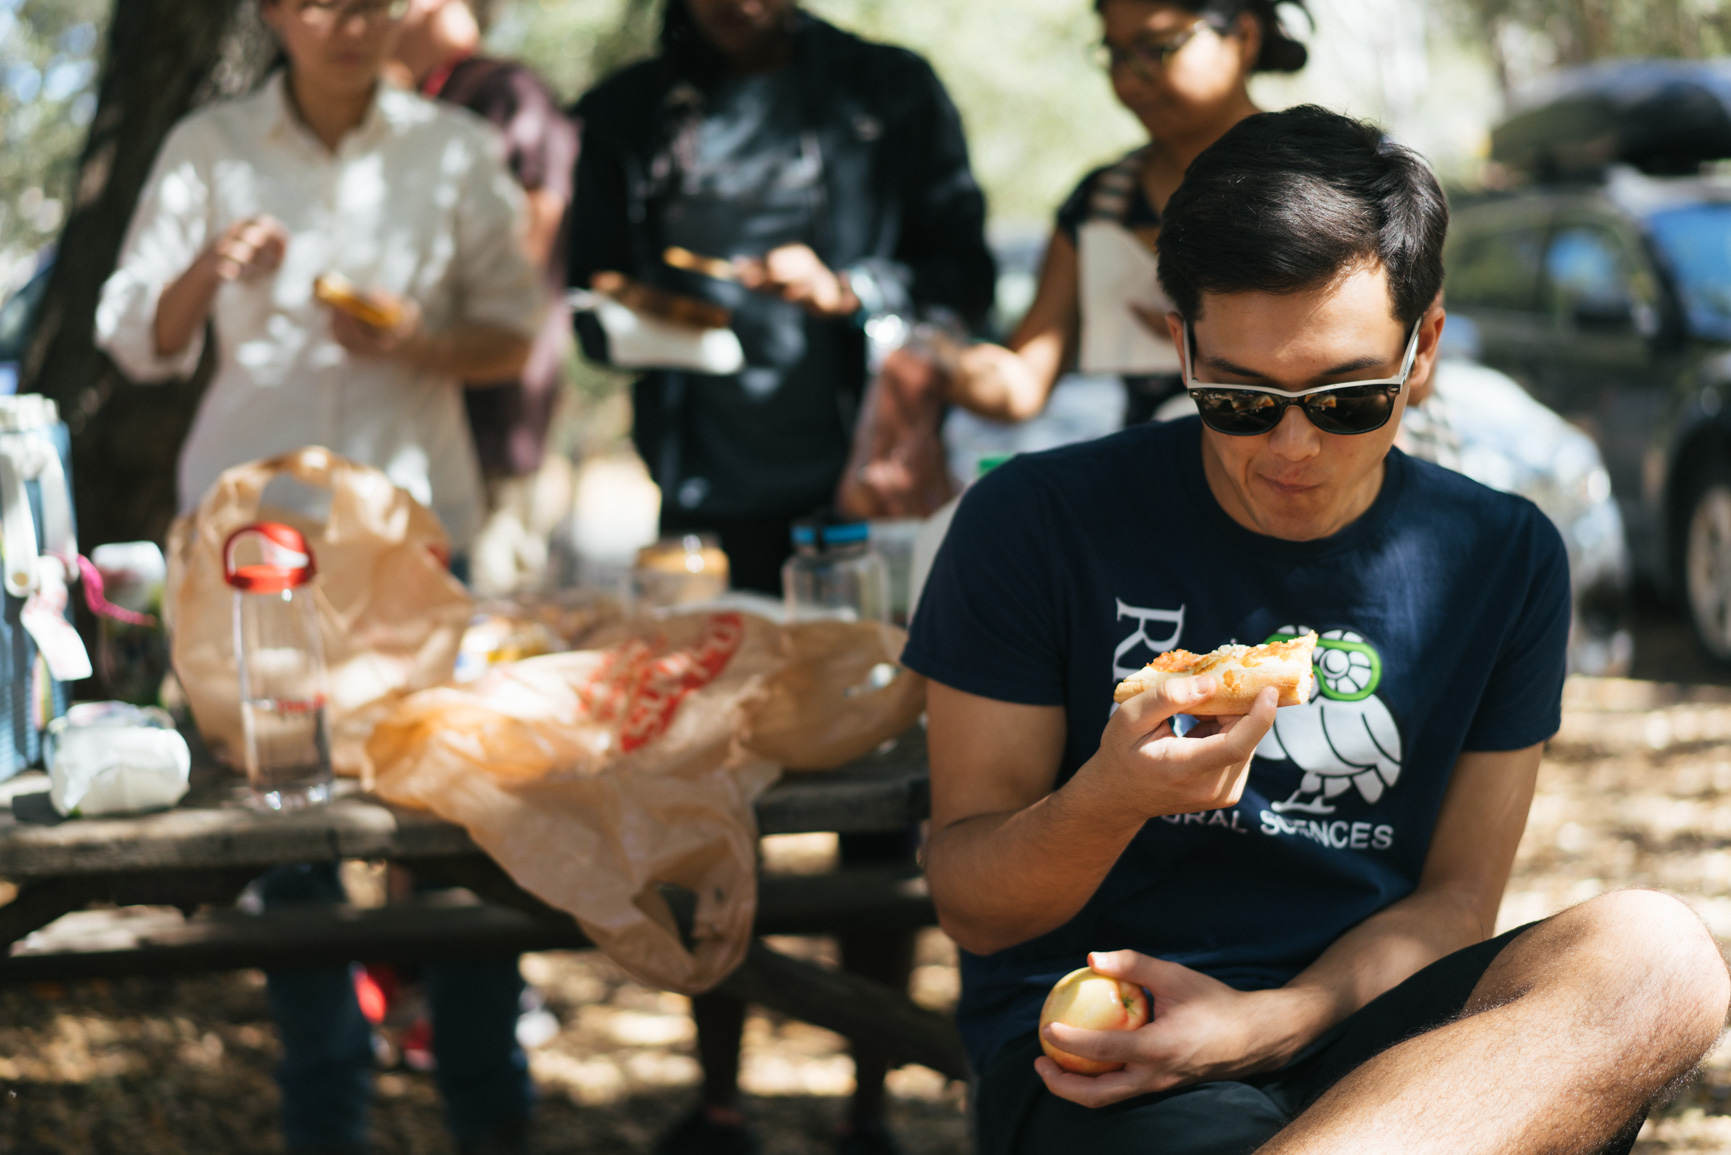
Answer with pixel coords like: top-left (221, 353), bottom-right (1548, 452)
top-left (224, 523), bottom-right (332, 811)
top-left (782, 517), bottom-right (890, 623)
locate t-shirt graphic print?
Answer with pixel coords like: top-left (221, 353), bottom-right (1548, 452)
top-left (902, 418), bottom-right (1570, 1075)
top-left (1259, 625), bottom-right (1401, 817)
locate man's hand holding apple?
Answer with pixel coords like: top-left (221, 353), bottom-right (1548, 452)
top-left (1035, 948), bottom-right (1331, 1107)
top-left (1019, 681), bottom-right (1293, 1106)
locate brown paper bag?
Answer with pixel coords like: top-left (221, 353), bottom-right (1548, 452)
top-left (740, 619), bottom-right (925, 770)
top-left (165, 447), bottom-right (473, 774)
top-left (367, 612), bottom-right (924, 993)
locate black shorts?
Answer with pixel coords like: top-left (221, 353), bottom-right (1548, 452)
top-left (973, 922), bottom-right (1646, 1155)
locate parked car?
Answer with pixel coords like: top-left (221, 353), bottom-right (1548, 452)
top-left (1448, 59), bottom-right (1731, 659)
top-left (1422, 321), bottom-right (1631, 675)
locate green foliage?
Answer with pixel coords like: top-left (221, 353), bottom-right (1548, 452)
top-left (804, 0), bottom-right (1143, 224)
top-left (1447, 0), bottom-right (1731, 86)
top-left (485, 0), bottom-right (660, 104)
top-left (487, 0), bottom-right (1145, 227)
top-left (0, 0), bottom-right (109, 286)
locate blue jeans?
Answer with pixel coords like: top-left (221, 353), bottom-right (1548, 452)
top-left (259, 863), bottom-right (533, 1149)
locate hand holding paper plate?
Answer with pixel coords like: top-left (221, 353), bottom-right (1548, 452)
top-left (570, 271), bottom-right (745, 375)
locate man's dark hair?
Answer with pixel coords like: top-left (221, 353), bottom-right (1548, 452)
top-left (1156, 105), bottom-right (1448, 327)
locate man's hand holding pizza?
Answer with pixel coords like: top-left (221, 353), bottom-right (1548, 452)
top-left (1083, 675), bottom-right (1277, 822)
top-left (923, 672), bottom-right (1281, 966)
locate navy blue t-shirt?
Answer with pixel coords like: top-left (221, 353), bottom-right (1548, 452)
top-left (901, 417), bottom-right (1571, 1076)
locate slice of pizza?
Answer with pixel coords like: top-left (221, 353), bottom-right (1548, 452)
top-left (1113, 631), bottom-right (1318, 714)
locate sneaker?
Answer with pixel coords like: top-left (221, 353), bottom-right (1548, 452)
top-left (836, 1118), bottom-right (903, 1155)
top-left (655, 1107), bottom-right (762, 1155)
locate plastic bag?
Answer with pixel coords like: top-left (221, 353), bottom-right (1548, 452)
top-left (165, 447), bottom-right (473, 775)
top-left (836, 318), bottom-right (958, 520)
top-left (367, 611), bottom-right (924, 994)
top-left (47, 702), bottom-right (190, 817)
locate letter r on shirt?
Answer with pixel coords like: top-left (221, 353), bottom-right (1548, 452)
top-left (1113, 599), bottom-right (1185, 679)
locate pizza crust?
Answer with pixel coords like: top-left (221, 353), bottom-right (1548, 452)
top-left (1113, 632), bottom-right (1318, 714)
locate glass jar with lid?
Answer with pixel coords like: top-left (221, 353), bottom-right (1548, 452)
top-left (782, 517), bottom-right (889, 623)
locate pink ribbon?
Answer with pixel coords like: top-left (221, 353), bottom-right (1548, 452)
top-left (75, 554), bottom-right (158, 628)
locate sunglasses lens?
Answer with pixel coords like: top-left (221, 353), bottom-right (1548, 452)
top-left (1190, 389), bottom-right (1285, 435)
top-left (1190, 384), bottom-right (1399, 436)
top-left (1302, 385), bottom-right (1398, 435)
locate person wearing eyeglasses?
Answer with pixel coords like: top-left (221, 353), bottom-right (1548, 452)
top-left (945, 0), bottom-right (1308, 427)
top-left (96, 2), bottom-right (543, 1153)
top-left (903, 105), bottom-right (1729, 1155)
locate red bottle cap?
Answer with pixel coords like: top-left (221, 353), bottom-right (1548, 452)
top-left (223, 522), bottom-right (317, 594)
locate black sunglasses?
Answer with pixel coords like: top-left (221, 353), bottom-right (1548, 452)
top-left (1182, 322), bottom-right (1422, 437)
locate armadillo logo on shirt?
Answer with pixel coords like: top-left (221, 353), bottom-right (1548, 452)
top-left (579, 612), bottom-right (746, 752)
top-left (1257, 626), bottom-right (1403, 815)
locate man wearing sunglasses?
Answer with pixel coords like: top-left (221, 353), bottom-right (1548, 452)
top-left (904, 104), bottom-right (1728, 1155)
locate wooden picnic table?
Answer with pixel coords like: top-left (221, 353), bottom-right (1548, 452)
top-left (0, 727), bottom-right (967, 1079)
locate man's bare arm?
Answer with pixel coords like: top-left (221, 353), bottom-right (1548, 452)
top-left (1039, 742), bottom-right (1545, 1104)
top-left (924, 678), bottom-right (1276, 956)
top-left (1274, 743), bottom-right (1542, 1038)
top-left (924, 684), bottom-right (1128, 956)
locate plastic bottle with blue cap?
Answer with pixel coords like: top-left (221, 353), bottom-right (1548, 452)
top-left (782, 515), bottom-right (890, 623)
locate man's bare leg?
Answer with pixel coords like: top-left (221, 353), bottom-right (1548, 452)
top-left (1260, 890), bottom-right (1730, 1155)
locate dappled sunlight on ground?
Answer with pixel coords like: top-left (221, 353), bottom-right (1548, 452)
top-left (1514, 679), bottom-right (1731, 1153)
top-left (4, 676), bottom-right (1731, 1150)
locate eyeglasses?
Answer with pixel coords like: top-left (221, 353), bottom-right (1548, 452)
top-left (1183, 321), bottom-right (1422, 436)
top-left (1090, 18), bottom-right (1219, 82)
top-left (294, 0), bottom-right (409, 28)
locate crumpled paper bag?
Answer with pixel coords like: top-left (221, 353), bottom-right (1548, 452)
top-left (367, 611), bottom-right (924, 993)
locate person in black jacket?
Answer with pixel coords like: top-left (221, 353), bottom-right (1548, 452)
top-left (569, 4), bottom-right (993, 1154)
top-left (570, 0), bottom-right (994, 595)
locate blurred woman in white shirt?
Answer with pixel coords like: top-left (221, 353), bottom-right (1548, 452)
top-left (96, 0), bottom-right (542, 551)
top-left (96, 4), bottom-right (541, 1153)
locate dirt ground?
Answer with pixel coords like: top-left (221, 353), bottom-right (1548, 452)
top-left (8, 635), bottom-right (1731, 1151)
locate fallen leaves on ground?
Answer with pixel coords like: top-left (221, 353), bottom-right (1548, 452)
top-left (5, 679), bottom-right (1731, 1151)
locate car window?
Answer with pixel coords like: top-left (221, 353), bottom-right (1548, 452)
top-left (1646, 204), bottom-right (1731, 342)
top-left (1544, 225), bottom-right (1658, 327)
top-left (1447, 224), bottom-right (1546, 312)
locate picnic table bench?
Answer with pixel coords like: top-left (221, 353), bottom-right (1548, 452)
top-left (0, 728), bottom-right (967, 1079)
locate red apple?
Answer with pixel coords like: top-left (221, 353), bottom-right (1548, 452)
top-left (1038, 965), bottom-right (1150, 1075)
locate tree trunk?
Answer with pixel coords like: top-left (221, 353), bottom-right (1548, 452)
top-left (19, 0), bottom-right (253, 549)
